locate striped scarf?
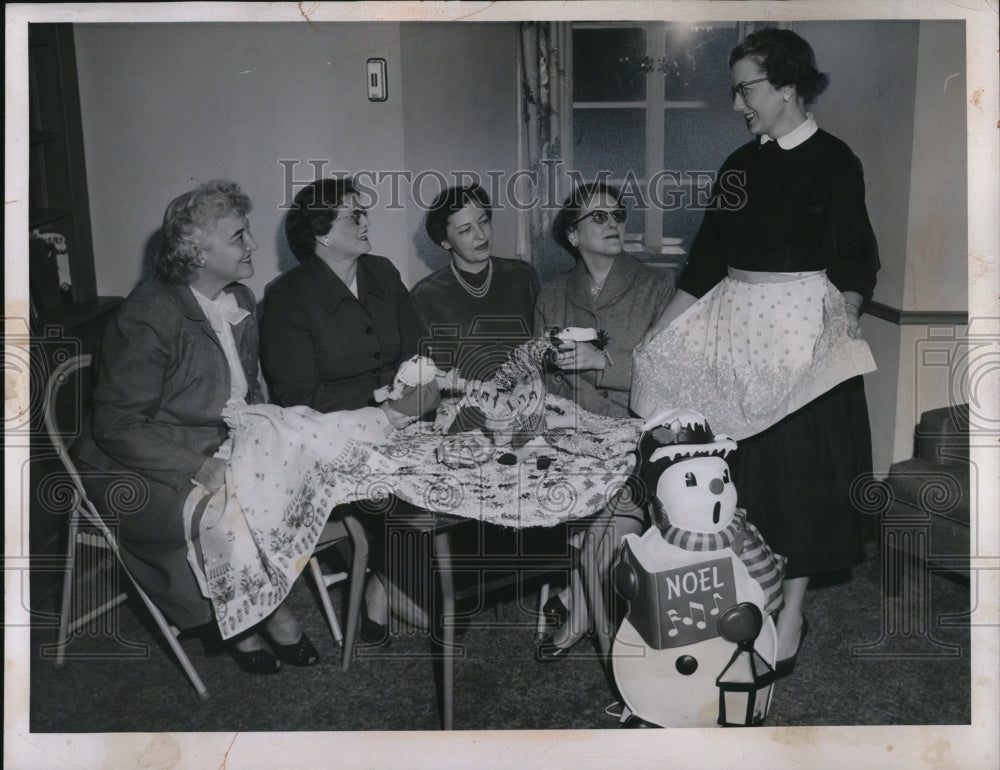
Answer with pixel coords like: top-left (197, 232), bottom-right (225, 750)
top-left (662, 508), bottom-right (787, 615)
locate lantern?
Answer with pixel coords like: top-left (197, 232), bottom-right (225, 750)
top-left (715, 603), bottom-right (776, 726)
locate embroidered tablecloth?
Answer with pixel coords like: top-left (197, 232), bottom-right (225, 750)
top-left (184, 396), bottom-right (640, 639)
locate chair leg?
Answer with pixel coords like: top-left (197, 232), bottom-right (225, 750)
top-left (54, 508), bottom-right (81, 667)
top-left (341, 514), bottom-right (369, 672)
top-left (310, 556), bottom-right (344, 646)
top-left (535, 582), bottom-right (550, 642)
top-left (433, 529), bottom-right (456, 730)
top-left (141, 590), bottom-right (209, 700)
top-left (107, 535), bottom-right (209, 700)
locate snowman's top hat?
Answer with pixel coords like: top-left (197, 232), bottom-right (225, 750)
top-left (638, 408), bottom-right (737, 468)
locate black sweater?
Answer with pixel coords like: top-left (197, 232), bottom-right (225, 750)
top-left (677, 128), bottom-right (880, 302)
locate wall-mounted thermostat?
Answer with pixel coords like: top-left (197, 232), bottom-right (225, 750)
top-left (366, 58), bottom-right (387, 101)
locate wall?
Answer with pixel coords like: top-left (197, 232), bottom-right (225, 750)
top-left (890, 21), bottom-right (969, 462)
top-left (798, 20), bottom-right (921, 314)
top-left (74, 21), bottom-right (521, 297)
top-left (797, 21), bottom-right (922, 472)
top-left (74, 22), bottom-right (408, 300)
top-left (399, 22), bottom-right (520, 283)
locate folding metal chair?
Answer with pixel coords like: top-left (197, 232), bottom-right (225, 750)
top-left (44, 354), bottom-right (209, 699)
top-left (309, 513), bottom-right (369, 671)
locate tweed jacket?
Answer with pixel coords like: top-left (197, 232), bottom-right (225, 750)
top-left (534, 253), bottom-right (675, 418)
top-left (259, 254), bottom-right (417, 413)
top-left (75, 276), bottom-right (264, 493)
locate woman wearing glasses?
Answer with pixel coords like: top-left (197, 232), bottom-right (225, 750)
top-left (634, 29), bottom-right (879, 676)
top-left (535, 182), bottom-right (675, 418)
top-left (259, 177), bottom-right (422, 644)
top-left (260, 177), bottom-right (416, 413)
top-left (533, 182), bottom-right (675, 658)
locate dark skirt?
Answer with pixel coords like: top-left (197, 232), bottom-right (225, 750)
top-left (729, 376), bottom-right (872, 578)
top-left (76, 460), bottom-right (214, 629)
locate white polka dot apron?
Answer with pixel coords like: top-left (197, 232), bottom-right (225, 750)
top-left (630, 270), bottom-right (876, 439)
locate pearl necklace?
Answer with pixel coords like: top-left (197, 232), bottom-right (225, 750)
top-left (450, 259), bottom-right (493, 299)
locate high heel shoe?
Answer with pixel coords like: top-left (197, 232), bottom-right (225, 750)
top-left (773, 615), bottom-right (808, 678)
top-left (227, 643), bottom-right (282, 675)
top-left (266, 631), bottom-right (320, 667)
top-left (358, 596), bottom-right (392, 648)
top-left (542, 593), bottom-right (569, 630)
top-left (535, 628), bottom-right (587, 661)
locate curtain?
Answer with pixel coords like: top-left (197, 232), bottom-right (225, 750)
top-left (516, 21), bottom-right (571, 263)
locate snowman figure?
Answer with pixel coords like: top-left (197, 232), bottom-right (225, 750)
top-left (611, 408), bottom-right (786, 728)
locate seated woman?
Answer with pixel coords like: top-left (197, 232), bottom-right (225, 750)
top-left (74, 180), bottom-right (317, 674)
top-left (533, 182), bottom-right (676, 658)
top-left (411, 183), bottom-right (539, 428)
top-left (259, 177), bottom-right (425, 643)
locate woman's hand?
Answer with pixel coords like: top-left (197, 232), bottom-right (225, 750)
top-left (380, 402), bottom-right (419, 431)
top-left (435, 367), bottom-right (465, 392)
top-left (842, 291), bottom-right (864, 339)
top-left (637, 324), bottom-right (665, 351)
top-left (193, 457), bottom-right (228, 493)
top-left (551, 340), bottom-right (607, 372)
top-left (635, 289), bottom-right (697, 351)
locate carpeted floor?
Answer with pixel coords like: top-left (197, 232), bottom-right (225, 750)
top-left (29, 539), bottom-right (970, 732)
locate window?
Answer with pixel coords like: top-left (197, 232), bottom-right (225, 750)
top-left (567, 22), bottom-right (752, 267)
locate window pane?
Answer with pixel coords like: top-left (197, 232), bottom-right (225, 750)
top-left (572, 109), bottom-right (645, 180)
top-left (573, 27), bottom-right (647, 103)
top-left (664, 109), bottom-right (743, 176)
top-left (662, 23), bottom-right (739, 105)
top-left (661, 202), bottom-right (706, 251)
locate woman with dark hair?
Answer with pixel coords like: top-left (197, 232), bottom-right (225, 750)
top-left (411, 184), bottom-right (539, 428)
top-left (75, 180), bottom-right (318, 674)
top-left (259, 177), bottom-right (423, 643)
top-left (634, 28), bottom-right (880, 676)
top-left (260, 177), bottom-right (417, 413)
top-left (536, 182), bottom-right (675, 417)
top-left (532, 182), bottom-right (675, 659)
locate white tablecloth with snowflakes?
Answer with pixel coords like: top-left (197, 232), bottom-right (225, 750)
top-left (183, 396), bottom-right (640, 639)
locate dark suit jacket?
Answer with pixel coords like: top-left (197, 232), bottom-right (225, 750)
top-left (259, 254), bottom-right (417, 413)
top-left (75, 277), bottom-right (264, 493)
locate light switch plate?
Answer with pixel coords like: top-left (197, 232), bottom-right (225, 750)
top-left (366, 58), bottom-right (387, 101)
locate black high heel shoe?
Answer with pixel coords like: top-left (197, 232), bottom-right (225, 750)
top-left (773, 615), bottom-right (808, 678)
top-left (542, 593), bottom-right (569, 630)
top-left (358, 598), bottom-right (392, 648)
top-left (535, 628), bottom-right (587, 661)
top-left (266, 631), bottom-right (320, 667)
top-left (227, 643), bottom-right (282, 675)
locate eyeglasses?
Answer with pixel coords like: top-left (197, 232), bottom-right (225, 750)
top-left (731, 76), bottom-right (769, 102)
top-left (337, 208), bottom-right (368, 225)
top-left (571, 209), bottom-right (627, 226)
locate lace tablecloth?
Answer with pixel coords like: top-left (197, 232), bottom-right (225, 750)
top-left (184, 396), bottom-right (640, 638)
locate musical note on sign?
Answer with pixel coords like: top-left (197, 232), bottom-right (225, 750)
top-left (666, 608), bottom-right (681, 637)
top-left (681, 601), bottom-right (708, 630)
top-left (710, 592), bottom-right (725, 616)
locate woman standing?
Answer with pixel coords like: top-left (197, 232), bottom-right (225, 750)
top-left (533, 182), bottom-right (675, 658)
top-left (76, 180), bottom-right (317, 673)
top-left (259, 177), bottom-right (423, 643)
top-left (634, 28), bottom-right (880, 674)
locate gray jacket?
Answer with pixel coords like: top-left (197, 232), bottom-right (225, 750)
top-left (534, 254), bottom-right (675, 417)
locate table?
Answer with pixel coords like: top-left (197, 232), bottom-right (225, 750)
top-left (191, 394), bottom-right (640, 726)
top-left (374, 395), bottom-right (641, 729)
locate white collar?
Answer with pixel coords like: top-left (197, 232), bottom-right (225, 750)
top-left (190, 286), bottom-right (250, 326)
top-left (761, 113), bottom-right (818, 150)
